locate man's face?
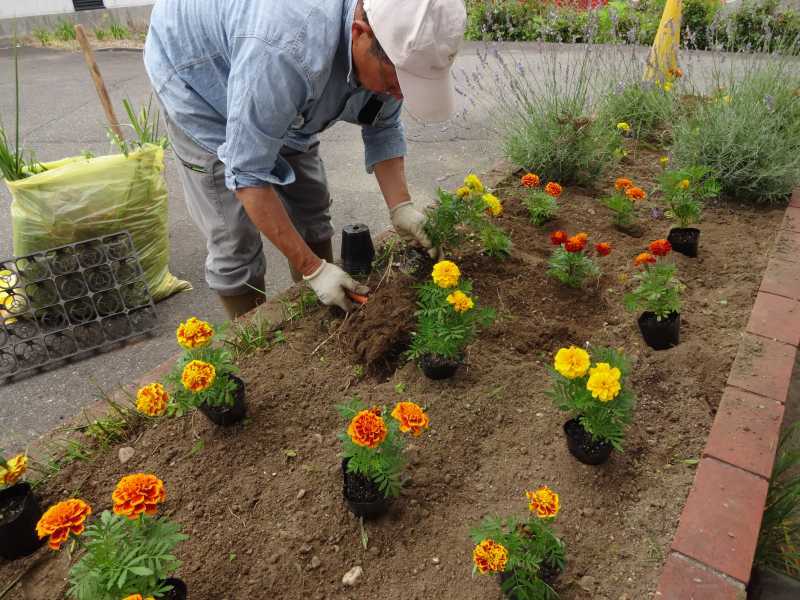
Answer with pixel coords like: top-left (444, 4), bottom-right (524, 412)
top-left (351, 20), bottom-right (403, 100)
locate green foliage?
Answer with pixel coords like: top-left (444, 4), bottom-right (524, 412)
top-left (94, 28), bottom-right (109, 41)
top-left (32, 28), bottom-right (52, 45)
top-left (470, 510), bottom-right (565, 600)
top-left (755, 423), bottom-right (800, 578)
top-left (522, 190), bottom-right (558, 226)
top-left (337, 398), bottom-right (410, 498)
top-left (110, 96), bottom-right (170, 156)
top-left (547, 346), bottom-right (636, 450)
top-left (424, 185), bottom-right (512, 258)
top-left (69, 510), bottom-right (187, 600)
top-left (109, 23), bottom-right (130, 40)
top-left (0, 43), bottom-right (41, 182)
top-left (624, 259), bottom-right (683, 319)
top-left (407, 277), bottom-right (495, 361)
top-left (671, 65), bottom-right (800, 203)
top-left (546, 245), bottom-right (600, 288)
top-left (658, 166), bottom-right (719, 228)
top-left (602, 190), bottom-right (637, 227)
top-left (224, 312), bottom-right (273, 359)
top-left (54, 20), bottom-right (77, 42)
top-left (598, 79), bottom-right (675, 143)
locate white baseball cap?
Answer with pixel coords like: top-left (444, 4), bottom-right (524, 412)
top-left (364, 0), bottom-right (466, 122)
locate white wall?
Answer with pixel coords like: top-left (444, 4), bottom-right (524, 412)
top-left (0, 0), bottom-right (74, 20)
top-left (0, 0), bottom-right (155, 20)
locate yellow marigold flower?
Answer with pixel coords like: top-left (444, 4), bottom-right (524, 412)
top-left (455, 186), bottom-right (471, 199)
top-left (36, 499), bottom-right (92, 550)
top-left (616, 122), bottom-right (631, 132)
top-left (678, 179), bottom-right (690, 190)
top-left (136, 383), bottom-right (169, 417)
top-left (482, 193), bottom-right (503, 217)
top-left (176, 317), bottom-right (214, 349)
top-left (181, 360), bottom-right (216, 393)
top-left (390, 402), bottom-right (430, 436)
top-left (586, 362), bottom-right (622, 402)
top-left (464, 173), bottom-right (484, 194)
top-left (473, 539), bottom-right (508, 574)
top-left (446, 290), bottom-right (474, 313)
top-left (659, 156), bottom-right (669, 167)
top-left (663, 81), bottom-right (673, 92)
top-left (113, 473), bottom-right (166, 519)
top-left (347, 410), bottom-right (388, 449)
top-left (554, 346), bottom-right (590, 379)
top-left (431, 260), bottom-right (460, 289)
top-left (2, 454), bottom-right (27, 486)
top-left (526, 485), bottom-right (560, 519)
top-left (723, 95), bottom-right (731, 104)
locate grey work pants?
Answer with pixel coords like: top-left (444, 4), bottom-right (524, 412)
top-left (163, 113), bottom-right (333, 296)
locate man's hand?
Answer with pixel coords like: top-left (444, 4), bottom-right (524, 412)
top-left (390, 201), bottom-right (439, 259)
top-left (303, 260), bottom-right (370, 312)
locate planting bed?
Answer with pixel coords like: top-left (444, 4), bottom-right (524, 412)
top-left (1, 151), bottom-right (787, 599)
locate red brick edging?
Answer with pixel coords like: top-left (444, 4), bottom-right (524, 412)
top-left (655, 189), bottom-right (800, 599)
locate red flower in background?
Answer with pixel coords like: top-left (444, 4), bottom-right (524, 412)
top-left (648, 239), bottom-right (672, 256)
top-left (565, 235), bottom-right (587, 253)
top-left (595, 242), bottom-right (612, 256)
top-left (550, 230), bottom-right (568, 245)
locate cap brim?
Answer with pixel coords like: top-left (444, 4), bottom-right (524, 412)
top-left (396, 68), bottom-right (455, 123)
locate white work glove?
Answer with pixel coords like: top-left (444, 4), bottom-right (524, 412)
top-left (303, 260), bottom-right (369, 312)
top-left (389, 201), bottom-right (440, 259)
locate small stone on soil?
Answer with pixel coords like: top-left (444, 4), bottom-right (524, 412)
top-left (118, 446), bottom-right (135, 464)
top-left (297, 489), bottom-right (307, 500)
top-left (308, 556), bottom-right (321, 570)
top-left (342, 566), bottom-right (363, 586)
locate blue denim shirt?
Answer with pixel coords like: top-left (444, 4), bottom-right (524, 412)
top-left (144, 0), bottom-right (406, 191)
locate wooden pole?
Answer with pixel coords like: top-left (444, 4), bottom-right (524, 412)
top-left (74, 24), bottom-right (125, 141)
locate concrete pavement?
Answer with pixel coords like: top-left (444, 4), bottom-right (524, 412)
top-left (0, 44), bottom-right (499, 451)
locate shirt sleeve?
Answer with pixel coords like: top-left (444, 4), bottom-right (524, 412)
top-left (361, 96), bottom-right (407, 174)
top-left (218, 38), bottom-right (312, 191)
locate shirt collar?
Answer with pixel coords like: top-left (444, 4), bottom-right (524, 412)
top-left (342, 0), bottom-right (359, 87)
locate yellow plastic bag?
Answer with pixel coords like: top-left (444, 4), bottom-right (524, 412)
top-left (5, 144), bottom-right (191, 301)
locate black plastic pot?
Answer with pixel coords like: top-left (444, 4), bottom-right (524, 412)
top-left (162, 577), bottom-right (188, 600)
top-left (563, 418), bottom-right (613, 466)
top-left (419, 353), bottom-right (460, 380)
top-left (667, 227), bottom-right (700, 258)
top-left (0, 482), bottom-right (45, 559)
top-left (748, 565), bottom-right (800, 600)
top-left (198, 375), bottom-right (247, 426)
top-left (341, 224), bottom-right (375, 276)
top-left (341, 459), bottom-right (392, 519)
top-left (638, 311), bottom-right (681, 351)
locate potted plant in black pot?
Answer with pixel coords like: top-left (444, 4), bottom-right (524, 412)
top-left (407, 260), bottom-right (495, 380)
top-left (37, 473), bottom-right (189, 600)
top-left (0, 451), bottom-right (44, 559)
top-left (659, 166), bottom-right (720, 257)
top-left (165, 317), bottom-right (246, 426)
top-left (547, 345), bottom-right (636, 466)
top-left (625, 240), bottom-right (685, 350)
top-left (337, 397), bottom-right (430, 519)
top-left (470, 487), bottom-right (566, 599)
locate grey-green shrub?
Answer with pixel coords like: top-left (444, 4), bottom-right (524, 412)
top-left (670, 65), bottom-right (800, 203)
top-left (599, 79), bottom-right (676, 143)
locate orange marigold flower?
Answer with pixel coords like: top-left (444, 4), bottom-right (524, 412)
top-left (36, 498), bottom-right (92, 550)
top-left (176, 317), bottom-right (214, 349)
top-left (648, 239), bottom-right (672, 257)
top-left (625, 186), bottom-right (647, 201)
top-left (181, 360), bottom-right (216, 393)
top-left (112, 473), bottom-right (166, 519)
top-left (614, 177), bottom-right (634, 191)
top-left (521, 173), bottom-right (541, 188)
top-left (390, 402), bottom-right (430, 437)
top-left (635, 252), bottom-right (657, 266)
top-left (136, 382), bottom-right (169, 417)
top-left (565, 234), bottom-right (587, 253)
top-left (122, 596), bottom-right (155, 600)
top-left (544, 182), bottom-right (563, 198)
top-left (472, 539), bottom-right (509, 574)
top-left (668, 66), bottom-right (684, 78)
top-left (527, 485), bottom-right (560, 519)
top-left (575, 232), bottom-right (588, 244)
top-left (550, 230), bottom-right (568, 246)
top-left (595, 242), bottom-right (612, 256)
top-left (347, 410), bottom-right (388, 449)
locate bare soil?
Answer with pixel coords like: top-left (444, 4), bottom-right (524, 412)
top-left (1, 150), bottom-right (785, 600)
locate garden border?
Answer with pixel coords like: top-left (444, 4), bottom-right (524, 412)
top-left (654, 188), bottom-right (800, 599)
top-left (24, 168), bottom-right (797, 599)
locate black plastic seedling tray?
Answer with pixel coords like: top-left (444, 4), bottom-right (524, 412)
top-left (0, 232), bottom-right (158, 381)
